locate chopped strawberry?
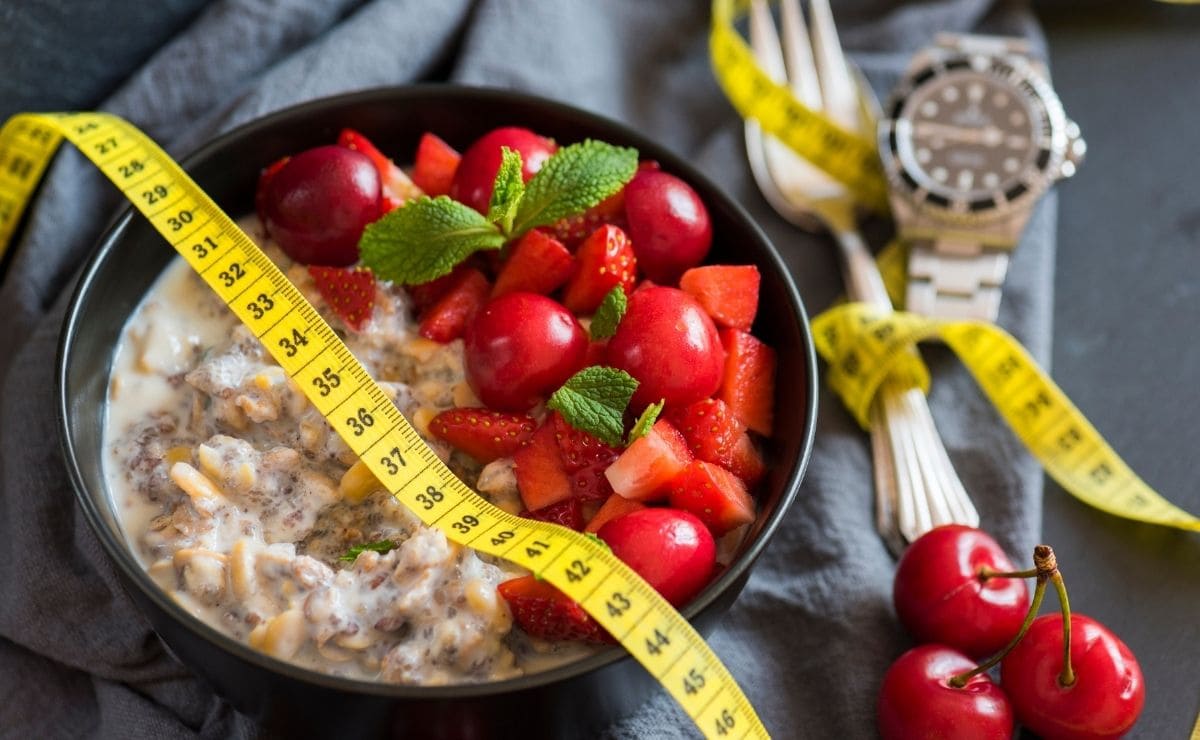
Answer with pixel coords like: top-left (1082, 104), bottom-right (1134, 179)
top-left (549, 189), bottom-right (627, 248)
top-left (667, 460), bottom-right (756, 536)
top-left (519, 497), bottom-right (584, 531)
top-left (411, 132), bottom-right (461, 197)
top-left (666, 398), bottom-right (744, 467)
top-left (570, 461), bottom-right (615, 502)
top-left (428, 407), bottom-right (536, 463)
top-left (717, 329), bottom-right (776, 436)
top-left (513, 422), bottom-right (574, 511)
top-left (583, 339), bottom-right (608, 366)
top-left (603, 419), bottom-right (692, 501)
top-left (562, 225), bottom-right (637, 314)
top-left (584, 493), bottom-right (645, 533)
top-left (552, 413), bottom-right (620, 473)
top-left (497, 576), bottom-right (611, 643)
top-left (728, 432), bottom-right (766, 486)
top-left (337, 127), bottom-right (414, 212)
top-left (408, 263), bottom-right (469, 311)
top-left (679, 265), bottom-right (761, 331)
top-left (492, 230), bottom-right (574, 297)
top-left (255, 155), bottom-right (290, 224)
top-left (308, 266), bottom-right (376, 332)
top-left (418, 267), bottom-right (490, 343)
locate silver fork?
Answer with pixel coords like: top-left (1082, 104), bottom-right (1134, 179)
top-left (743, 0), bottom-right (979, 552)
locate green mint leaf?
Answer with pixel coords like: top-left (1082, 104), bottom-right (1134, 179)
top-left (358, 196), bottom-right (505, 285)
top-left (511, 139), bottom-right (638, 236)
top-left (339, 539), bottom-right (398, 563)
top-left (589, 286), bottom-right (628, 338)
top-left (546, 366), bottom-right (639, 447)
top-left (487, 147), bottom-right (525, 234)
top-left (627, 399), bottom-right (664, 444)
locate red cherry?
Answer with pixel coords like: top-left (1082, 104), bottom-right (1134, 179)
top-left (623, 169), bottom-right (712, 284)
top-left (1000, 613), bottom-right (1145, 740)
top-left (450, 127), bottom-right (557, 213)
top-left (596, 507), bottom-right (715, 607)
top-left (259, 145), bottom-right (382, 266)
top-left (464, 292), bottom-right (587, 412)
top-left (877, 645), bottom-right (1014, 740)
top-left (893, 525), bottom-right (1030, 658)
top-left (605, 286), bottom-right (724, 410)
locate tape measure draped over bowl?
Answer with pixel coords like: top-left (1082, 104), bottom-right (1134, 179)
top-left (0, 112), bottom-right (770, 740)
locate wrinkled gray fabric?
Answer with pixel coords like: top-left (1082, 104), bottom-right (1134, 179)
top-left (0, 1), bottom-right (1050, 737)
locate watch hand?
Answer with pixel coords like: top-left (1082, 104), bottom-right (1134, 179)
top-left (913, 121), bottom-right (1005, 147)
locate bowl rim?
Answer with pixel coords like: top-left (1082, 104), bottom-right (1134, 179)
top-left (56, 83), bottom-right (819, 699)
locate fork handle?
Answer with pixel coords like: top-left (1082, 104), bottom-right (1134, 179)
top-left (830, 225), bottom-right (893, 311)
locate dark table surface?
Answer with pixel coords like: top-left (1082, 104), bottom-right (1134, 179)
top-left (1036, 1), bottom-right (1200, 737)
top-left (3, 1), bottom-right (1198, 737)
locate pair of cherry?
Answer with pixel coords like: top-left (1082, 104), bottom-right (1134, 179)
top-left (878, 525), bottom-right (1145, 739)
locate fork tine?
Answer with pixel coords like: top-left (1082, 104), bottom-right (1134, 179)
top-left (778, 0), bottom-right (823, 110)
top-left (748, 0), bottom-right (787, 83)
top-left (807, 0), bottom-right (862, 132)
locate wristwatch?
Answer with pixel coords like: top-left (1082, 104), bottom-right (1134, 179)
top-left (878, 33), bottom-right (1086, 321)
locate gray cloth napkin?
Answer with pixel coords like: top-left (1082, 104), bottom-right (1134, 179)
top-left (0, 1), bottom-right (1052, 737)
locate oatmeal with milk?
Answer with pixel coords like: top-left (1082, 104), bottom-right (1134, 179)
top-left (104, 126), bottom-right (773, 684)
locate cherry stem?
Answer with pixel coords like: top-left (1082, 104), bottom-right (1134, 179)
top-left (978, 565), bottom-right (1039, 581)
top-left (1052, 569), bottom-right (1075, 686)
top-left (948, 544), bottom-right (1060, 689)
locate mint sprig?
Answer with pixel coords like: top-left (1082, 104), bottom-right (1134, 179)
top-left (546, 366), bottom-right (639, 447)
top-left (486, 147), bottom-right (525, 234)
top-left (339, 538), bottom-right (398, 562)
top-left (627, 399), bottom-right (664, 444)
top-left (358, 196), bottom-right (505, 285)
top-left (590, 286), bottom-right (627, 338)
top-left (358, 138), bottom-right (638, 285)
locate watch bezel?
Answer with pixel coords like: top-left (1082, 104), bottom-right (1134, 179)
top-left (878, 52), bottom-right (1070, 226)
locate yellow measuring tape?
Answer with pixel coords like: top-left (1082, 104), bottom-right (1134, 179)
top-left (0, 112), bottom-right (768, 739)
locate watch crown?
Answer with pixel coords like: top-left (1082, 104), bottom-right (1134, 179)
top-left (1061, 120), bottom-right (1086, 178)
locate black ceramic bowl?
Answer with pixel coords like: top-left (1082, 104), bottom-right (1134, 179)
top-left (58, 86), bottom-right (818, 738)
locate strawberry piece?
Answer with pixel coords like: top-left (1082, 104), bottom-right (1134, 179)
top-left (570, 461), bottom-right (616, 502)
top-left (307, 266), bottom-right (376, 332)
top-left (584, 493), bottom-right (645, 533)
top-left (513, 421), bottom-right (574, 511)
top-left (418, 267), bottom-right (490, 343)
top-left (408, 263), bottom-right (468, 311)
top-left (562, 224), bottom-right (637, 314)
top-left (666, 398), bottom-right (744, 467)
top-left (549, 189), bottom-right (627, 248)
top-left (492, 230), bottom-right (575, 298)
top-left (411, 132), bottom-right (461, 197)
top-left (728, 432), bottom-right (766, 487)
top-left (667, 460), bottom-right (756, 536)
top-left (255, 155), bottom-right (290, 224)
top-left (428, 407), bottom-right (536, 463)
top-left (519, 497), bottom-right (584, 531)
top-left (717, 329), bottom-right (776, 436)
top-left (551, 413), bottom-right (620, 473)
top-left (497, 576), bottom-right (611, 643)
top-left (679, 265), bottom-right (761, 331)
top-left (603, 419), bottom-right (692, 501)
top-left (337, 127), bottom-right (412, 212)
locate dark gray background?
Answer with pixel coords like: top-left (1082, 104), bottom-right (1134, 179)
top-left (1, 0), bottom-right (1197, 737)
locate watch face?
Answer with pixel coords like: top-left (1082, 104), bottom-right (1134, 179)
top-left (886, 57), bottom-right (1059, 215)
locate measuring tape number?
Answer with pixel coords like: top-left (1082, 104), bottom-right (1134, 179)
top-left (0, 112), bottom-right (769, 740)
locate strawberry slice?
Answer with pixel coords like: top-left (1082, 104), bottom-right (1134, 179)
top-left (429, 407), bottom-right (536, 463)
top-left (665, 398), bottom-right (744, 467)
top-left (408, 263), bottom-right (469, 312)
top-left (728, 432), bottom-right (766, 487)
top-left (497, 576), bottom-right (611, 643)
top-left (667, 460), bottom-right (756, 536)
top-left (418, 267), bottom-right (490, 343)
top-left (337, 127), bottom-right (415, 212)
top-left (513, 421), bottom-right (574, 511)
top-left (603, 419), bottom-right (692, 501)
top-left (549, 189), bottom-right (627, 248)
top-left (492, 230), bottom-right (575, 298)
top-left (411, 132), bottom-right (461, 197)
top-left (519, 497), bottom-right (584, 531)
top-left (717, 329), bottom-right (776, 436)
top-left (562, 224), bottom-right (637, 314)
top-left (679, 265), bottom-right (761, 331)
top-left (551, 413), bottom-right (620, 473)
top-left (584, 493), bottom-right (645, 533)
top-left (570, 461), bottom-right (615, 502)
top-left (308, 266), bottom-right (376, 332)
